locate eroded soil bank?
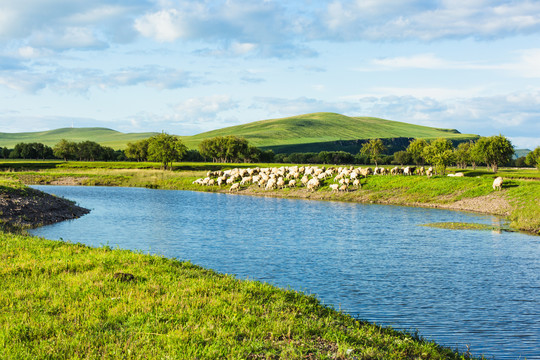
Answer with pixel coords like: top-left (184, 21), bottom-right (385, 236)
top-left (0, 186), bottom-right (89, 229)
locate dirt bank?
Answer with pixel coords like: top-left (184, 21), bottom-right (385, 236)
top-left (216, 186), bottom-right (513, 217)
top-left (0, 186), bottom-right (89, 229)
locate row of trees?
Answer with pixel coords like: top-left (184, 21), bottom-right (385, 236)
top-left (360, 135), bottom-right (517, 174)
top-left (125, 134), bottom-right (274, 165)
top-left (3, 133), bottom-right (539, 172)
top-left (0, 141), bottom-right (123, 161)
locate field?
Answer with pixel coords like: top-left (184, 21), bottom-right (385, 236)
top-left (0, 160), bottom-right (538, 234)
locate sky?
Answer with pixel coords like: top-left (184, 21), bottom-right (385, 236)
top-left (0, 0), bottom-right (539, 149)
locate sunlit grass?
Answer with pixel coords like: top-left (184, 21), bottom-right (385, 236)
top-left (0, 232), bottom-right (481, 359)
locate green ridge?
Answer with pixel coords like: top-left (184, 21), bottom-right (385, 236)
top-left (0, 127), bottom-right (159, 150)
top-left (0, 113), bottom-right (479, 152)
top-left (180, 112), bottom-right (478, 149)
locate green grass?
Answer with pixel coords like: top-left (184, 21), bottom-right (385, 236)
top-left (0, 232), bottom-right (481, 359)
top-left (180, 112), bottom-right (479, 150)
top-left (421, 222), bottom-right (510, 232)
top-left (0, 128), bottom-right (158, 150)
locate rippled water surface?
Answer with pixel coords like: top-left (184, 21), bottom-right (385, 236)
top-left (31, 186), bottom-right (540, 359)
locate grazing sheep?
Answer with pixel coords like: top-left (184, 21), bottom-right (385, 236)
top-left (339, 184), bottom-right (348, 192)
top-left (276, 177), bottom-right (285, 189)
top-left (426, 167), bottom-right (433, 177)
top-left (417, 166), bottom-right (425, 176)
top-left (229, 183), bottom-right (240, 192)
top-left (288, 179), bottom-right (297, 188)
top-left (353, 179), bottom-right (361, 188)
top-left (301, 175), bottom-right (309, 186)
top-left (329, 184), bottom-right (339, 192)
top-left (265, 178), bottom-right (277, 190)
top-left (493, 176), bottom-right (503, 191)
top-left (306, 178), bottom-right (320, 191)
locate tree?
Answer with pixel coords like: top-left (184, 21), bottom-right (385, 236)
top-left (406, 139), bottom-right (428, 165)
top-left (525, 146), bottom-right (540, 170)
top-left (77, 141), bottom-right (103, 161)
top-left (125, 139), bottom-right (149, 162)
top-left (392, 150), bottom-right (412, 166)
top-left (360, 138), bottom-right (386, 166)
top-left (147, 133), bottom-right (187, 170)
top-left (473, 135), bottom-right (514, 173)
top-left (53, 139), bottom-right (78, 161)
top-left (422, 138), bottom-right (455, 175)
top-left (198, 136), bottom-right (252, 163)
top-left (454, 141), bottom-right (472, 169)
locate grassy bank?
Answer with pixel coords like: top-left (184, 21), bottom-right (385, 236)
top-left (0, 231), bottom-right (481, 359)
top-left (1, 161), bottom-right (539, 234)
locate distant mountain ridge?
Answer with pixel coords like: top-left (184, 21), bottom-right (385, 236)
top-left (0, 113), bottom-right (479, 153)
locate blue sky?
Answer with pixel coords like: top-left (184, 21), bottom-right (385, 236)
top-left (0, 0), bottom-right (539, 149)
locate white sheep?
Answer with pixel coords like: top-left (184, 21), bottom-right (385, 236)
top-left (229, 183), bottom-right (240, 192)
top-left (306, 178), bottom-right (320, 191)
top-left (493, 177), bottom-right (503, 191)
top-left (288, 179), bottom-right (297, 188)
top-left (426, 167), bottom-right (433, 177)
top-left (353, 179), bottom-right (361, 188)
top-left (329, 184), bottom-right (339, 192)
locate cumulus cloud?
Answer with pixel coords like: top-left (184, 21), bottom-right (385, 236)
top-left (320, 0), bottom-right (540, 41)
top-left (0, 64), bottom-right (198, 94)
top-left (0, 0), bottom-right (145, 50)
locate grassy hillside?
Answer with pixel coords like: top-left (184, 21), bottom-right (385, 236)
top-left (180, 112), bottom-right (479, 150)
top-left (1, 113), bottom-right (479, 153)
top-left (0, 128), bottom-right (158, 150)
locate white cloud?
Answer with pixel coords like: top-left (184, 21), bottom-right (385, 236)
top-left (134, 9), bottom-right (186, 42)
top-left (321, 0), bottom-right (540, 41)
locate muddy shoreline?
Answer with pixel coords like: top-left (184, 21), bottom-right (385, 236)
top-left (0, 186), bottom-right (89, 229)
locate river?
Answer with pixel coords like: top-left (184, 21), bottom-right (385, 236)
top-left (30, 185), bottom-right (540, 359)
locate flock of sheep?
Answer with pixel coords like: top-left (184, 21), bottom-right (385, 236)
top-left (192, 165), bottom-right (448, 192)
top-left (192, 165), bottom-right (505, 192)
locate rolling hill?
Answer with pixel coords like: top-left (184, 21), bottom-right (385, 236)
top-left (180, 112), bottom-right (479, 152)
top-left (0, 113), bottom-right (479, 153)
top-left (0, 127), bottom-right (159, 150)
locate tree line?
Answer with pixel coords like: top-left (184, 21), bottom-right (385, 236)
top-left (2, 133), bottom-right (539, 172)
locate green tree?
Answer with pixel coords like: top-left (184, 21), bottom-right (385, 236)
top-left (473, 135), bottom-right (514, 173)
top-left (525, 146), bottom-right (540, 170)
top-left (77, 141), bottom-right (103, 161)
top-left (454, 141), bottom-right (472, 169)
top-left (406, 139), bottom-right (428, 165)
top-left (198, 136), bottom-right (252, 163)
top-left (125, 139), bottom-right (149, 162)
top-left (392, 150), bottom-right (412, 166)
top-left (53, 139), bottom-right (78, 161)
top-left (422, 138), bottom-right (455, 175)
top-left (147, 133), bottom-right (187, 170)
top-left (360, 138), bottom-right (386, 166)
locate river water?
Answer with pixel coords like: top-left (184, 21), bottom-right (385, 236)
top-left (30, 185), bottom-right (540, 359)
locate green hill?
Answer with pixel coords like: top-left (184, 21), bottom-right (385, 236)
top-left (180, 112), bottom-right (479, 152)
top-left (0, 128), bottom-right (159, 150)
top-left (0, 113), bottom-right (479, 154)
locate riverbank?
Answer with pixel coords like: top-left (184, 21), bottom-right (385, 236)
top-left (1, 229), bottom-right (482, 359)
top-left (0, 179), bottom-right (89, 230)
top-left (1, 161), bottom-right (538, 234)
